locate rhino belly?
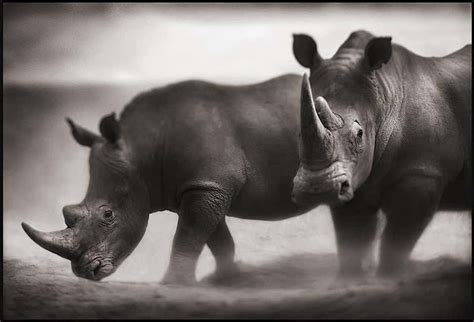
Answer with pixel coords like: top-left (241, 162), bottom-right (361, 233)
top-left (227, 178), bottom-right (312, 221)
top-left (439, 163), bottom-right (472, 211)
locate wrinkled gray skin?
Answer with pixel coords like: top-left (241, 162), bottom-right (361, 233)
top-left (23, 74), bottom-right (315, 283)
top-left (291, 30), bottom-right (471, 277)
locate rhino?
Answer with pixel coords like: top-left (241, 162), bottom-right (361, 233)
top-left (22, 74), bottom-right (318, 283)
top-left (291, 30), bottom-right (471, 276)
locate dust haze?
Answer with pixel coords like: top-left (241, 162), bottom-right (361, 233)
top-left (3, 3), bottom-right (472, 319)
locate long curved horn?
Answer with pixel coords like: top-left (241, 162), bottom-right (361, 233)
top-left (314, 96), bottom-right (343, 130)
top-left (22, 223), bottom-right (78, 260)
top-left (300, 74), bottom-right (333, 162)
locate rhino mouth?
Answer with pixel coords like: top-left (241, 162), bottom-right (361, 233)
top-left (72, 256), bottom-right (115, 281)
top-left (22, 222), bottom-right (116, 281)
top-left (292, 162), bottom-right (354, 206)
top-left (292, 180), bottom-right (353, 206)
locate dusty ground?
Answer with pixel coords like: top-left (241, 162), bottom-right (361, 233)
top-left (3, 253), bottom-right (471, 319)
top-left (3, 210), bottom-right (472, 319)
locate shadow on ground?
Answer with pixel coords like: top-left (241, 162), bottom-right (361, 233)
top-left (3, 253), bottom-right (471, 319)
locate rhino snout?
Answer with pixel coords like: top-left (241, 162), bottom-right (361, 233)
top-left (72, 258), bottom-right (115, 281)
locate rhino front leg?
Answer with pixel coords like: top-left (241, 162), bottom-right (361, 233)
top-left (331, 198), bottom-right (379, 278)
top-left (379, 176), bottom-right (441, 277)
top-left (162, 188), bottom-right (232, 285)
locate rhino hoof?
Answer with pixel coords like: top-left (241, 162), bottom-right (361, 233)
top-left (160, 274), bottom-right (197, 287)
top-left (201, 261), bottom-right (244, 286)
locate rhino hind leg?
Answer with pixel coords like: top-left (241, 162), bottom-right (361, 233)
top-left (206, 219), bottom-right (241, 280)
top-left (161, 188), bottom-right (233, 286)
top-left (331, 199), bottom-right (380, 278)
top-left (379, 176), bottom-right (441, 277)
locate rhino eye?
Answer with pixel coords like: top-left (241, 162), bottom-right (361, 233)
top-left (357, 129), bottom-right (363, 138)
top-left (104, 210), bottom-right (113, 219)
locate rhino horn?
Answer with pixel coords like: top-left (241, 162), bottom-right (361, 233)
top-left (22, 222), bottom-right (78, 260)
top-left (300, 74), bottom-right (334, 162)
top-left (314, 96), bottom-right (343, 130)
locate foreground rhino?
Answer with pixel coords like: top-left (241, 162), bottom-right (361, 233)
top-left (22, 75), bottom-right (316, 283)
top-left (291, 30), bottom-right (471, 276)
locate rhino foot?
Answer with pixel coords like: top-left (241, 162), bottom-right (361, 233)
top-left (328, 272), bottom-right (371, 290)
top-left (201, 261), bottom-right (244, 286)
top-left (160, 272), bottom-right (197, 287)
top-left (377, 260), bottom-right (415, 280)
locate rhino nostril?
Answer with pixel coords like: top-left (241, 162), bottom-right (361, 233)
top-left (64, 214), bottom-right (77, 228)
top-left (340, 181), bottom-right (350, 195)
top-left (93, 263), bottom-right (102, 277)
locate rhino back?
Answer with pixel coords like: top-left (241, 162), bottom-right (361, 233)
top-left (435, 45), bottom-right (472, 147)
top-left (118, 74), bottom-right (305, 218)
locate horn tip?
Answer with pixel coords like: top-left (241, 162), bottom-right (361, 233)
top-left (314, 96), bottom-right (330, 109)
top-left (302, 74), bottom-right (313, 96)
top-left (21, 221), bottom-right (33, 231)
top-left (302, 74), bottom-right (310, 88)
top-left (21, 222), bottom-right (35, 238)
top-left (65, 117), bottom-right (74, 128)
top-left (21, 222), bottom-right (29, 230)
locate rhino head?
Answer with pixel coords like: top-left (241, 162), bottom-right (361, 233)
top-left (22, 113), bottom-right (150, 280)
top-left (291, 32), bottom-right (392, 206)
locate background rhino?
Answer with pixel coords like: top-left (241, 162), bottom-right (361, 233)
top-left (22, 75), bottom-right (319, 283)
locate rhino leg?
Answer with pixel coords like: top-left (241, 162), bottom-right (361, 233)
top-left (379, 176), bottom-right (441, 277)
top-left (331, 199), bottom-right (379, 278)
top-left (207, 218), bottom-right (239, 278)
top-left (161, 188), bottom-right (232, 285)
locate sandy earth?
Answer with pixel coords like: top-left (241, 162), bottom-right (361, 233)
top-left (3, 211), bottom-right (472, 319)
top-left (3, 254), bottom-right (471, 319)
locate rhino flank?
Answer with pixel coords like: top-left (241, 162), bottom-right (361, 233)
top-left (291, 30), bottom-right (471, 276)
top-left (22, 74), bottom-right (317, 283)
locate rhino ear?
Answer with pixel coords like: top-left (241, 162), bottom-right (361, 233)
top-left (364, 37), bottom-right (392, 70)
top-left (99, 112), bottom-right (121, 144)
top-left (292, 34), bottom-right (323, 69)
top-left (66, 118), bottom-right (100, 147)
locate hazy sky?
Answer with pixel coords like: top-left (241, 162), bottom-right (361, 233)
top-left (3, 3), bottom-right (472, 85)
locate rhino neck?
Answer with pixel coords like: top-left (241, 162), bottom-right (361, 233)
top-left (120, 116), bottom-right (168, 213)
top-left (370, 44), bottom-right (407, 173)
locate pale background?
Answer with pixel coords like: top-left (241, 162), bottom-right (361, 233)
top-left (4, 3), bottom-right (471, 283)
